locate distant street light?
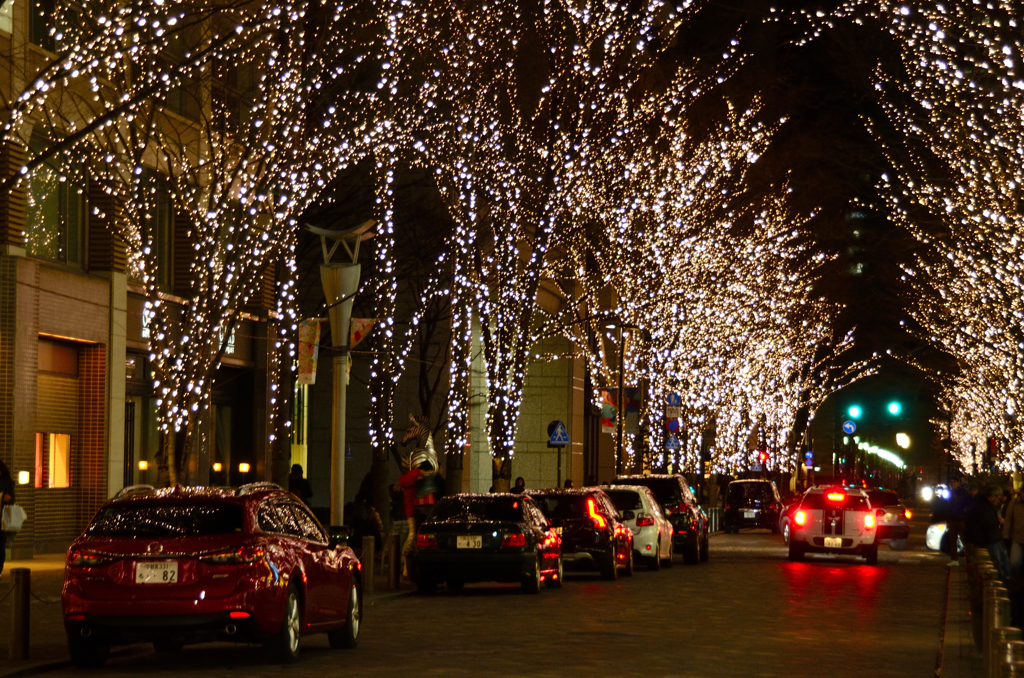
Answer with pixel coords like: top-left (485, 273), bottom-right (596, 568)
top-left (896, 433), bottom-right (911, 449)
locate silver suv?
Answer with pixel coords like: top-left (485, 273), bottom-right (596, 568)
top-left (787, 487), bottom-right (879, 565)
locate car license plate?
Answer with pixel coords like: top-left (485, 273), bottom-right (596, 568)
top-left (743, 510), bottom-right (755, 519)
top-left (136, 561), bottom-right (178, 584)
top-left (824, 537), bottom-right (842, 548)
top-left (456, 535), bottom-right (482, 549)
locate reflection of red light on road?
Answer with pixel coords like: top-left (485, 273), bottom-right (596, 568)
top-left (782, 561), bottom-right (888, 617)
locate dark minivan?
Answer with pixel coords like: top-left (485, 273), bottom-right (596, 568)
top-left (723, 479), bottom-right (784, 534)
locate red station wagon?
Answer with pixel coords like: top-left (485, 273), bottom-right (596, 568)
top-left (61, 483), bottom-right (361, 667)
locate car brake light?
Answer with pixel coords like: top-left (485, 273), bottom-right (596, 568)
top-left (199, 544), bottom-right (265, 565)
top-left (416, 533), bottom-right (438, 548)
top-left (588, 498), bottom-right (607, 529)
top-left (66, 548), bottom-right (112, 567)
top-left (635, 515), bottom-right (655, 527)
top-left (827, 492), bottom-right (845, 502)
top-left (905, 509), bottom-right (913, 520)
top-left (794, 510), bottom-right (807, 526)
top-left (228, 611), bottom-right (251, 619)
top-left (864, 514), bottom-right (875, 529)
top-left (500, 532), bottom-right (526, 548)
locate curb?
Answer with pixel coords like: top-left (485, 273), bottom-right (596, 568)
top-left (935, 563), bottom-right (952, 677)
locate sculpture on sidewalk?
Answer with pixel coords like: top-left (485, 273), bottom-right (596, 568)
top-left (398, 413), bottom-right (441, 579)
top-left (400, 413), bottom-right (439, 475)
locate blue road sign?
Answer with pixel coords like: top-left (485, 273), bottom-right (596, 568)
top-left (666, 392), bottom-right (682, 407)
top-left (548, 421), bottom-right (570, 447)
top-left (666, 418), bottom-right (680, 433)
top-left (842, 421), bottom-right (857, 435)
top-left (665, 434), bottom-right (680, 451)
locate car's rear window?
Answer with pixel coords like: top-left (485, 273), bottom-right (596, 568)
top-left (531, 494), bottom-right (589, 520)
top-left (604, 489), bottom-right (643, 512)
top-left (428, 497), bottom-right (525, 523)
top-left (801, 492), bottom-right (869, 511)
top-left (86, 503), bottom-right (245, 537)
top-left (618, 480), bottom-right (681, 507)
top-left (727, 483), bottom-right (772, 501)
top-left (867, 491), bottom-right (901, 508)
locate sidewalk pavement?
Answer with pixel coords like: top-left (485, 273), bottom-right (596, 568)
top-left (0, 554), bottom-right (414, 677)
top-left (938, 558), bottom-right (982, 678)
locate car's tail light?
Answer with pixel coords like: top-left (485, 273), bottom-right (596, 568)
top-left (724, 505), bottom-right (732, 510)
top-left (416, 533), bottom-right (438, 548)
top-left (199, 544), bottom-right (265, 565)
top-left (864, 514), bottom-right (875, 529)
top-left (588, 498), bottom-right (607, 529)
top-left (542, 532), bottom-right (560, 549)
top-left (827, 492), bottom-right (845, 502)
top-left (500, 532), bottom-right (526, 548)
top-left (66, 548), bottom-right (112, 567)
top-left (905, 509), bottom-right (913, 520)
top-left (794, 510), bottom-right (807, 526)
top-left (228, 611), bottom-right (251, 619)
top-left (635, 515), bottom-right (655, 527)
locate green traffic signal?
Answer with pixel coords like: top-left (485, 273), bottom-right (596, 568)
top-left (848, 405), bottom-right (862, 419)
top-left (887, 401), bottom-right (901, 415)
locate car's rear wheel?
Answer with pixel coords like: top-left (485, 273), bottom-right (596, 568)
top-left (889, 538), bottom-right (909, 552)
top-left (865, 544), bottom-right (879, 566)
top-left (684, 534), bottom-right (700, 565)
top-left (328, 581), bottom-right (361, 649)
top-left (788, 541), bottom-right (805, 562)
top-left (600, 550), bottom-right (619, 580)
top-left (545, 556), bottom-right (564, 588)
top-left (68, 634), bottom-right (110, 669)
top-left (522, 556), bottom-right (542, 593)
top-left (662, 541), bottom-right (673, 568)
top-left (266, 585), bottom-right (302, 663)
top-left (781, 520), bottom-right (791, 546)
top-left (648, 545), bottom-right (662, 571)
top-left (620, 547), bottom-right (634, 576)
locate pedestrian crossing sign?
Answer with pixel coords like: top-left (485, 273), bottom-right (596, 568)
top-left (548, 421), bottom-right (570, 447)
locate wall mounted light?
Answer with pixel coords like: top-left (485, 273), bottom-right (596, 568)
top-left (138, 460), bottom-right (148, 471)
top-left (238, 463), bottom-right (251, 473)
top-left (17, 470), bottom-right (30, 485)
top-left (212, 462), bottom-right (223, 473)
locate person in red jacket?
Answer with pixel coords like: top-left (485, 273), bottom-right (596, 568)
top-left (400, 461), bottom-right (437, 578)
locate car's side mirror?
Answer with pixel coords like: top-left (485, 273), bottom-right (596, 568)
top-left (328, 525), bottom-right (352, 549)
top-left (621, 509), bottom-right (636, 521)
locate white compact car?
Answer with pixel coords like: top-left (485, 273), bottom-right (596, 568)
top-left (788, 486), bottom-right (879, 565)
top-left (602, 485), bottom-right (674, 569)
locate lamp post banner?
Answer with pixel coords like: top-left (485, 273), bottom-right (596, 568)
top-left (296, 319), bottom-right (321, 385)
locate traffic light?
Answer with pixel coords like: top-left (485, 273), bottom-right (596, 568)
top-left (847, 405), bottom-right (862, 419)
top-left (887, 401), bottom-right (902, 415)
top-left (987, 436), bottom-right (998, 467)
top-left (758, 447), bottom-right (769, 465)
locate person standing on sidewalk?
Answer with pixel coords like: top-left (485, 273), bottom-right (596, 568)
top-left (1005, 487), bottom-right (1024, 579)
top-left (946, 475), bottom-right (971, 564)
top-left (965, 484), bottom-right (1011, 582)
top-left (0, 460), bottom-right (14, 577)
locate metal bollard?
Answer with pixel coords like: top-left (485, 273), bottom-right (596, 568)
top-left (992, 628), bottom-right (1024, 678)
top-left (1002, 640), bottom-right (1024, 666)
top-left (361, 536), bottom-right (375, 597)
top-left (386, 534), bottom-right (400, 590)
top-left (985, 591), bottom-right (1012, 677)
top-left (10, 567), bottom-right (30, 660)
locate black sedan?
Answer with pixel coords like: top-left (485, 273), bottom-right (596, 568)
top-left (414, 493), bottom-right (563, 594)
top-left (529, 489), bottom-right (634, 579)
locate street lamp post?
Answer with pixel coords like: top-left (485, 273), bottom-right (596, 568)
top-left (606, 319), bottom-right (639, 477)
top-left (307, 220), bottom-right (375, 527)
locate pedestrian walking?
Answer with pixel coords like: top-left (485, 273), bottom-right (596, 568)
top-left (946, 475), bottom-right (971, 564)
top-left (288, 464), bottom-right (313, 505)
top-left (1003, 487), bottom-right (1024, 579)
top-left (965, 484), bottom-right (1011, 582)
top-left (0, 460), bottom-right (14, 577)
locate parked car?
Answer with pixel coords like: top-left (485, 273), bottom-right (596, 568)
top-left (614, 474), bottom-right (709, 564)
top-left (414, 493), bottom-right (563, 594)
top-left (866, 489), bottom-right (911, 551)
top-left (529, 488), bottom-right (634, 579)
top-left (62, 483), bottom-right (361, 668)
top-left (787, 486), bottom-right (879, 565)
top-left (723, 479), bottom-right (784, 534)
top-left (602, 485), bottom-right (674, 569)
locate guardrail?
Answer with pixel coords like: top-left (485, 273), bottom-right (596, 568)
top-left (974, 551), bottom-right (1024, 676)
top-left (704, 506), bottom-right (722, 533)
